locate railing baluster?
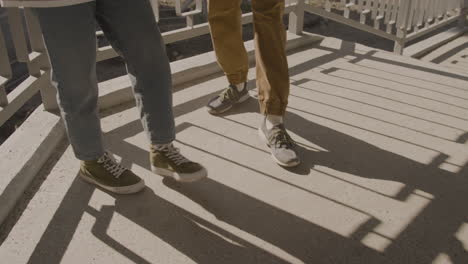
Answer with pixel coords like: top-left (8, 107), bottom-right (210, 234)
top-left (6, 9), bottom-right (29, 63)
top-left (415, 0), bottom-right (425, 29)
top-left (360, 0), bottom-right (372, 24)
top-left (325, 0), bottom-right (332, 12)
top-left (149, 0), bottom-right (160, 22)
top-left (459, 0), bottom-right (467, 28)
top-left (0, 27), bottom-right (12, 80)
top-left (374, 0), bottom-right (387, 29)
top-left (357, 0), bottom-right (365, 13)
top-left (0, 27), bottom-right (9, 107)
top-left (289, 0), bottom-right (306, 35)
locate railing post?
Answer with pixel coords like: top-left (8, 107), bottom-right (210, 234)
top-left (393, 0), bottom-right (413, 55)
top-left (19, 8), bottom-right (57, 111)
top-left (458, 0), bottom-right (467, 28)
top-left (6, 8), bottom-right (29, 63)
top-left (23, 8), bottom-right (49, 77)
top-left (289, 0), bottom-right (306, 35)
top-left (39, 71), bottom-right (59, 112)
top-left (0, 27), bottom-right (11, 107)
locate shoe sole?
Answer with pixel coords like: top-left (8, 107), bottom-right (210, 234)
top-left (79, 173), bottom-right (145, 194)
top-left (152, 166), bottom-right (208, 183)
top-left (258, 128), bottom-right (301, 168)
top-left (207, 92), bottom-right (251, 115)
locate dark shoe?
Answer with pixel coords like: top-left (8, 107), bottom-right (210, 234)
top-left (206, 82), bottom-right (250, 115)
top-left (150, 144), bottom-right (207, 182)
top-left (259, 118), bottom-right (300, 167)
top-left (80, 152), bottom-right (145, 194)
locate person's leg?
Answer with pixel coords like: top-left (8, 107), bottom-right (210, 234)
top-left (205, 0), bottom-right (251, 115)
top-left (96, 0), bottom-right (174, 146)
top-left (251, 0), bottom-right (300, 167)
top-left (252, 0), bottom-right (289, 116)
top-left (96, 0), bottom-right (207, 182)
top-left (34, 4), bottom-right (145, 193)
top-left (34, 4), bottom-right (104, 161)
top-left (208, 0), bottom-right (248, 85)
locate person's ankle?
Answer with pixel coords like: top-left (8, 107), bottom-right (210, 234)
top-left (233, 82), bottom-right (246, 92)
top-left (265, 115), bottom-right (284, 130)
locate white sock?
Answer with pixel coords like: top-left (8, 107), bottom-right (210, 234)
top-left (235, 82), bottom-right (246, 92)
top-left (265, 115), bottom-right (283, 130)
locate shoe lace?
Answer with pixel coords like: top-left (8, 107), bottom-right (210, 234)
top-left (272, 127), bottom-right (296, 149)
top-left (155, 144), bottom-right (191, 166)
top-left (97, 152), bottom-right (127, 178)
top-left (220, 85), bottom-right (239, 102)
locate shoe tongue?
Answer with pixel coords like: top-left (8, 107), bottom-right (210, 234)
top-left (97, 153), bottom-right (110, 163)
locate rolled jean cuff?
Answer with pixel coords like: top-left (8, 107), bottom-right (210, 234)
top-left (75, 150), bottom-right (105, 162)
top-left (150, 136), bottom-right (175, 146)
top-left (259, 100), bottom-right (287, 116)
top-left (226, 70), bottom-right (248, 85)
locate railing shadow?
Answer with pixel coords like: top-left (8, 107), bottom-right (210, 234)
top-left (216, 98), bottom-right (468, 263)
top-left (22, 38), bottom-right (468, 264)
top-left (430, 40), bottom-right (468, 64)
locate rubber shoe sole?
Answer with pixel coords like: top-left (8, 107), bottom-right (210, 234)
top-left (79, 172), bottom-right (145, 194)
top-left (258, 127), bottom-right (301, 168)
top-left (152, 166), bottom-right (208, 183)
top-left (206, 92), bottom-right (251, 115)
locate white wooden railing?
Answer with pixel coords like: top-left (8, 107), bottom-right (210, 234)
top-left (304, 0), bottom-right (467, 54)
top-left (0, 0), bottom-right (466, 131)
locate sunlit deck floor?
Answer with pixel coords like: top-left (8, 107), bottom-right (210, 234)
top-left (422, 33), bottom-right (468, 76)
top-left (1, 38), bottom-right (468, 264)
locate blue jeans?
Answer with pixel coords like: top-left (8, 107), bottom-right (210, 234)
top-left (34, 0), bottom-right (175, 161)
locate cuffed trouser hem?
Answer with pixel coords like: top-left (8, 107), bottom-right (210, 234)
top-left (226, 70), bottom-right (248, 86)
top-left (259, 100), bottom-right (288, 116)
top-left (150, 136), bottom-right (175, 146)
top-left (75, 151), bottom-right (105, 162)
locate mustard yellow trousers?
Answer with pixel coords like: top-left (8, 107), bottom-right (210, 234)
top-left (208, 0), bottom-right (290, 115)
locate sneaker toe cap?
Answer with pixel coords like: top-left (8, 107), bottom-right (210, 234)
top-left (273, 148), bottom-right (300, 166)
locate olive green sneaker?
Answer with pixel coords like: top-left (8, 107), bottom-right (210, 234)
top-left (80, 152), bottom-right (145, 194)
top-left (206, 82), bottom-right (250, 115)
top-left (150, 144), bottom-right (207, 182)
